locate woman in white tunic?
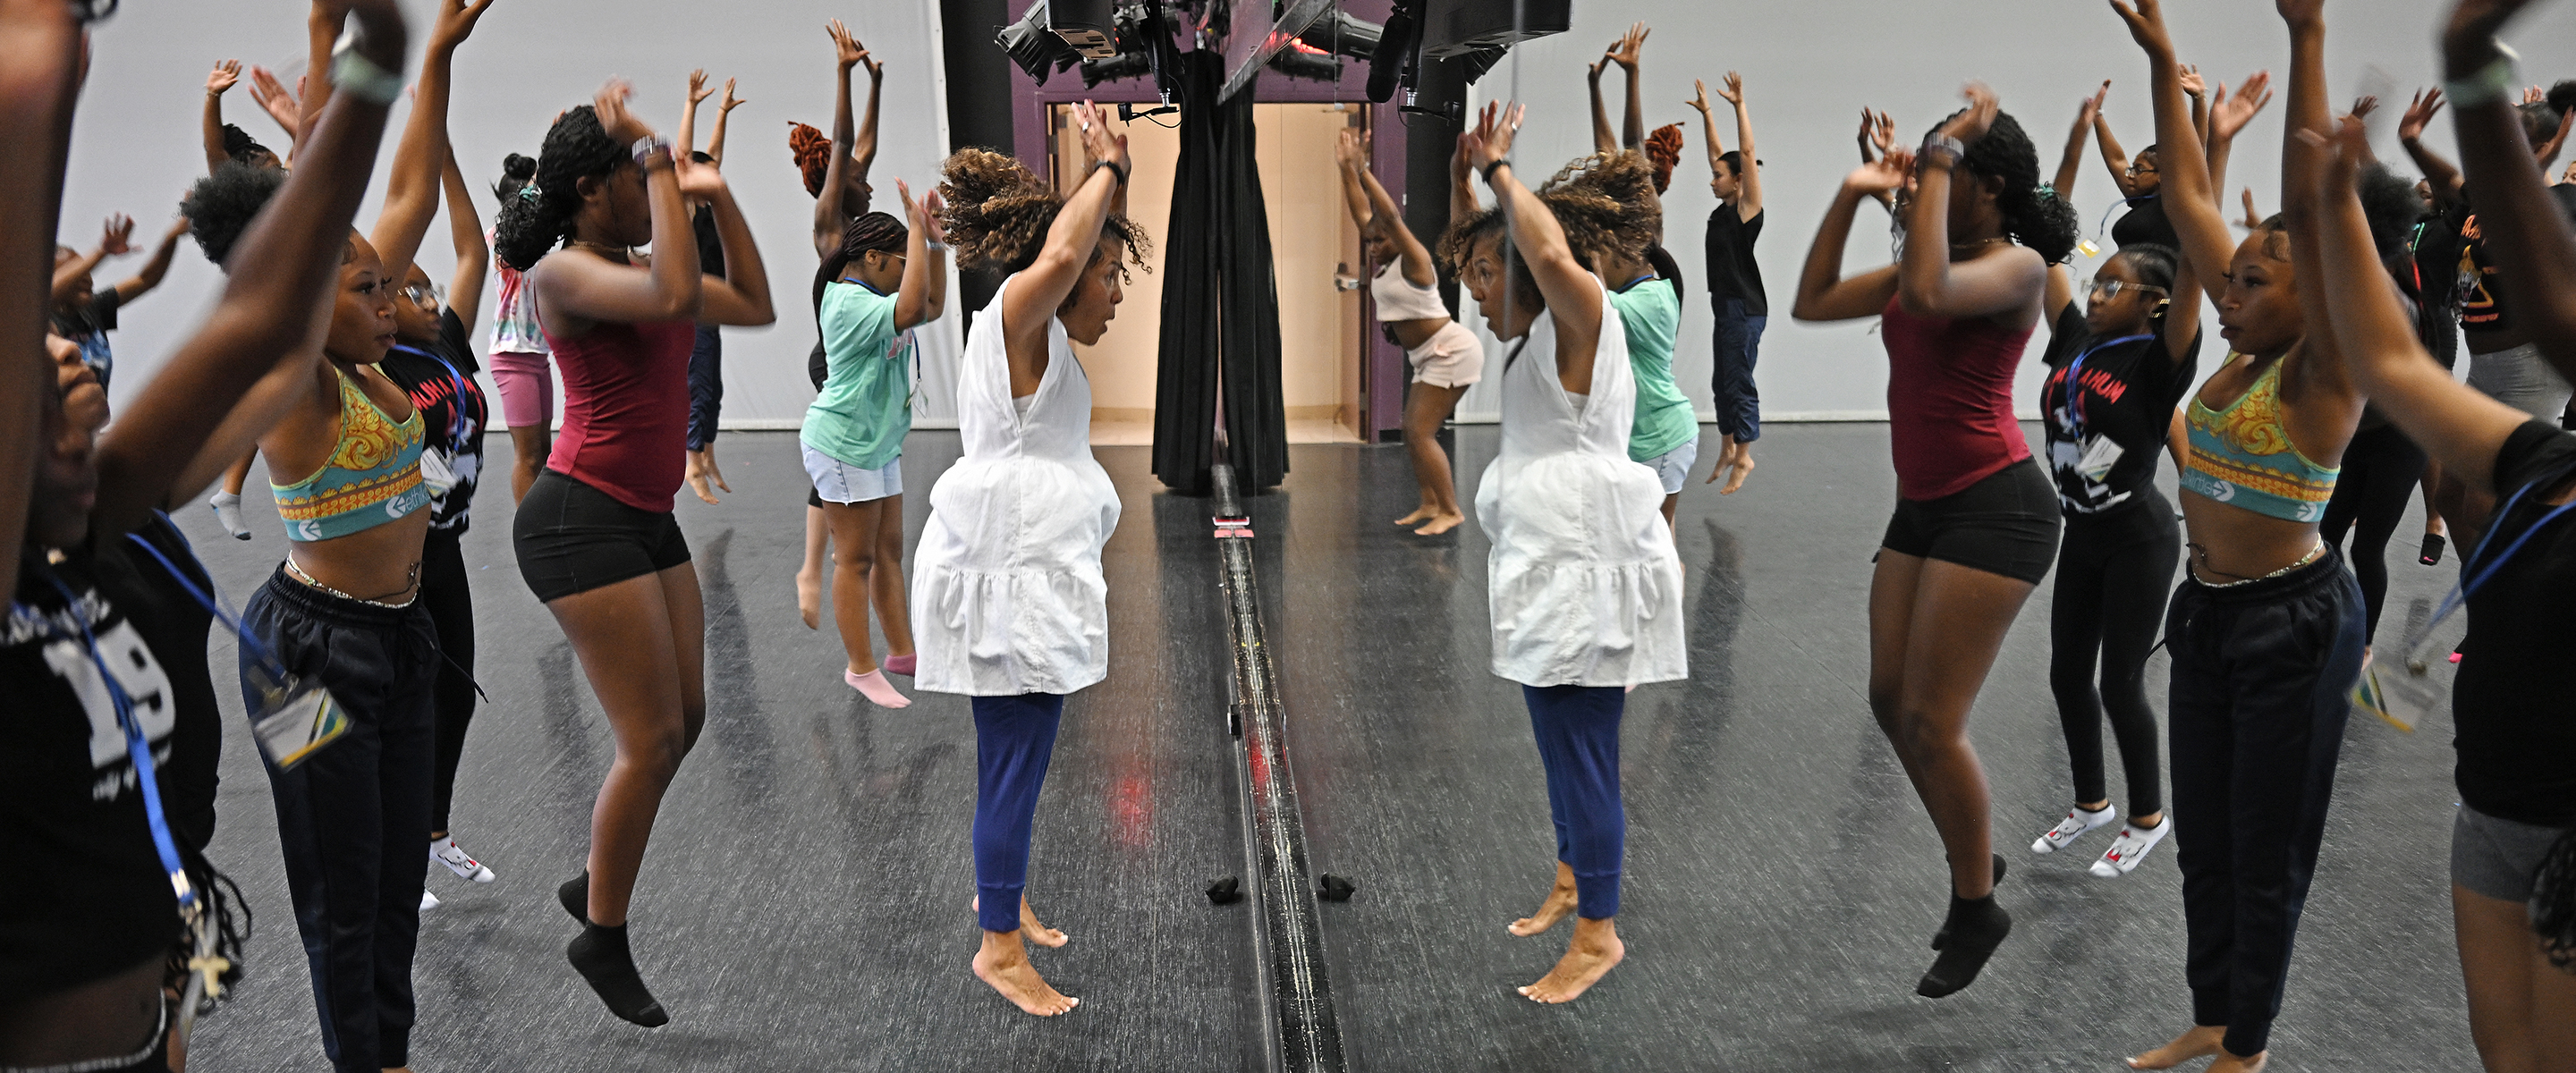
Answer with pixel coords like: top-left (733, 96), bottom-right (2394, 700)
top-left (1441, 102), bottom-right (1688, 1003)
top-left (915, 102), bottom-right (1147, 1018)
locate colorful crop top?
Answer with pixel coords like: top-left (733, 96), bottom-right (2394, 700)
top-left (271, 368), bottom-right (428, 542)
top-left (2179, 355), bottom-right (2338, 523)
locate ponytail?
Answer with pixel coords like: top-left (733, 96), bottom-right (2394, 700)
top-left (493, 106), bottom-right (621, 272)
top-left (1945, 109), bottom-right (2080, 266)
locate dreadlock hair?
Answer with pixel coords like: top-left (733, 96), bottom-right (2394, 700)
top-left (492, 106), bottom-right (624, 272)
top-left (220, 123), bottom-right (275, 168)
top-left (492, 152), bottom-right (537, 202)
top-left (935, 148), bottom-right (1149, 281)
top-left (1924, 109), bottom-right (2081, 265)
top-left (1643, 123), bottom-right (1683, 195)
top-left (1436, 151), bottom-right (1662, 312)
top-left (814, 211), bottom-right (907, 310)
top-left (2109, 242), bottom-right (2180, 319)
top-left (182, 161), bottom-right (291, 268)
top-left (790, 122), bottom-right (832, 199)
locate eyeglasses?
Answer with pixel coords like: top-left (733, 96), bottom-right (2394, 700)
top-left (2126, 161), bottom-right (2160, 175)
top-left (2085, 278), bottom-right (2169, 301)
top-left (400, 283), bottom-right (444, 308)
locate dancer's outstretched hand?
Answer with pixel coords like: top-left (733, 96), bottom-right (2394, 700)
top-left (1072, 100), bottom-right (1127, 176)
top-left (1847, 146), bottom-right (1914, 197)
top-left (1937, 82), bottom-right (2000, 145)
top-left (1462, 100), bottom-right (1523, 172)
top-left (2210, 72), bottom-right (2273, 142)
top-left (2108, 0), bottom-right (2176, 59)
top-left (592, 79), bottom-right (653, 144)
top-left (207, 60), bottom-right (242, 96)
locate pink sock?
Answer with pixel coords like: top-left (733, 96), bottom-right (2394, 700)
top-left (883, 653), bottom-right (917, 677)
top-left (844, 668), bottom-right (911, 708)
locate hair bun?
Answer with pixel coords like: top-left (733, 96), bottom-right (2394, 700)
top-left (503, 153), bottom-right (537, 181)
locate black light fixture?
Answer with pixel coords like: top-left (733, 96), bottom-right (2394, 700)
top-left (1267, 40), bottom-right (1343, 83)
top-left (1294, 9), bottom-right (1382, 62)
top-left (1366, 0), bottom-right (1424, 104)
top-left (996, 0), bottom-right (1080, 85)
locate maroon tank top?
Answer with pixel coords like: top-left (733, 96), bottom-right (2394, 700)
top-left (544, 318), bottom-right (697, 511)
top-left (1881, 293), bottom-right (2035, 501)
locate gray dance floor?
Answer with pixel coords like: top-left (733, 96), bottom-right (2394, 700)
top-left (179, 424), bottom-right (2474, 1072)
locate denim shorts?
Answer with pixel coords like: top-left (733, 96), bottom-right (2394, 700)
top-left (1639, 437), bottom-right (1699, 494)
top-left (2453, 802), bottom-right (2571, 903)
top-left (801, 444), bottom-right (902, 504)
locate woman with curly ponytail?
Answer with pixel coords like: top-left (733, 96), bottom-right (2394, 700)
top-left (508, 80), bottom-right (774, 1030)
top-left (1791, 81), bottom-right (2066, 999)
top-left (913, 102), bottom-right (1148, 1018)
top-left (484, 151), bottom-right (555, 503)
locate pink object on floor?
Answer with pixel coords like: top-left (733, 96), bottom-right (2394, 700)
top-left (883, 653), bottom-right (917, 677)
top-left (2448, 652), bottom-right (2462, 664)
top-left (845, 668), bottom-right (912, 708)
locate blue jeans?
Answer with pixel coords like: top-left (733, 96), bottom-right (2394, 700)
top-left (973, 693), bottom-right (1065, 933)
top-left (1711, 300), bottom-right (1767, 443)
top-left (1524, 684), bottom-right (1626, 919)
top-left (686, 324), bottom-right (723, 452)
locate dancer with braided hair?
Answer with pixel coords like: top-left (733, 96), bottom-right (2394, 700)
top-left (493, 78), bottom-right (774, 1027)
top-left (805, 190), bottom-right (944, 707)
top-left (1792, 81), bottom-right (2080, 998)
top-left (918, 102), bottom-right (1148, 1017)
top-left (1441, 100), bottom-right (1686, 1004)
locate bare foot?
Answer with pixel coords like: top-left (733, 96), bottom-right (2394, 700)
top-left (795, 570), bottom-right (822, 630)
top-left (1518, 917), bottom-right (1623, 1003)
top-left (1508, 862), bottom-right (1578, 937)
top-left (2207, 1050), bottom-right (2267, 1073)
top-left (973, 895), bottom-right (1069, 948)
top-left (1393, 505), bottom-right (1435, 527)
top-left (2127, 1026), bottom-right (2224, 1069)
top-left (972, 931), bottom-right (1079, 1016)
top-left (1717, 445), bottom-right (1755, 494)
top-left (1413, 511), bottom-right (1465, 536)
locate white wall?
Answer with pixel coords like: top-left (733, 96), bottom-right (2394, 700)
top-left (1444, 0), bottom-right (2576, 422)
top-left (66, 0), bottom-right (961, 428)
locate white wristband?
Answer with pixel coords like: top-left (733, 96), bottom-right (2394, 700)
top-left (631, 135), bottom-right (673, 168)
top-left (328, 29), bottom-right (404, 106)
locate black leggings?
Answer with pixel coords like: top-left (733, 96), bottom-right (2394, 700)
top-left (2047, 489), bottom-right (2177, 818)
top-left (2318, 423), bottom-right (2427, 642)
top-left (421, 527), bottom-right (477, 835)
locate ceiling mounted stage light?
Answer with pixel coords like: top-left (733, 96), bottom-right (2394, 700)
top-left (1267, 39), bottom-right (1342, 82)
top-left (1294, 9), bottom-right (1382, 61)
top-left (996, 1), bottom-right (1081, 84)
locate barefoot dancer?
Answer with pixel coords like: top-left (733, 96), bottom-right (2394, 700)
top-left (1584, 24), bottom-right (1698, 528)
top-left (2111, 1), bottom-right (2370, 1068)
top-left (793, 20), bottom-right (882, 629)
top-left (1792, 82), bottom-right (2079, 997)
top-left (1691, 71), bottom-right (1767, 496)
top-left (805, 190), bottom-right (945, 707)
top-left (917, 104), bottom-right (1148, 1017)
top-left (494, 81), bottom-right (774, 1026)
top-left (1441, 102), bottom-right (1686, 1004)
top-left (1336, 129), bottom-right (1478, 536)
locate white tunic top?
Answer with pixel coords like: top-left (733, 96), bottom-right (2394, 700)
top-left (911, 273), bottom-right (1123, 696)
top-left (1474, 279), bottom-right (1688, 688)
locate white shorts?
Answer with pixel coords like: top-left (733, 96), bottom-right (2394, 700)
top-left (1406, 320), bottom-right (1485, 389)
top-left (802, 443), bottom-right (903, 504)
top-left (1640, 437), bottom-right (1699, 494)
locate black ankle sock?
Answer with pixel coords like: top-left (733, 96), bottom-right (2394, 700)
top-left (1931, 856), bottom-right (2007, 950)
top-left (558, 872), bottom-right (589, 924)
top-left (1917, 894), bottom-right (2012, 999)
top-left (568, 922), bottom-right (669, 1027)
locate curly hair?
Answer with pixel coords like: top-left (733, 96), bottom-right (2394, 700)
top-left (790, 122), bottom-right (832, 199)
top-left (220, 123), bottom-right (275, 168)
top-left (1924, 108), bottom-right (2081, 265)
top-left (1643, 123), bottom-right (1683, 195)
top-left (491, 106), bottom-right (625, 271)
top-left (2354, 162), bottom-right (2420, 263)
top-left (491, 152), bottom-right (537, 202)
top-left (182, 161), bottom-right (290, 268)
top-left (935, 147), bottom-right (1149, 278)
top-left (1435, 152), bottom-right (1661, 309)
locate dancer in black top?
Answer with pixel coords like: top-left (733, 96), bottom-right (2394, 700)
top-left (1690, 72), bottom-right (1766, 494)
top-left (2081, 72), bottom-right (2200, 251)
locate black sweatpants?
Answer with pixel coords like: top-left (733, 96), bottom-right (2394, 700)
top-left (421, 527), bottom-right (478, 835)
top-left (2165, 549), bottom-right (2364, 1060)
top-left (2048, 488), bottom-right (2179, 818)
top-left (2318, 423), bottom-right (2426, 641)
top-left (239, 565), bottom-right (437, 1073)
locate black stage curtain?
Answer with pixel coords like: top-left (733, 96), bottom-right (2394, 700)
top-left (1152, 51), bottom-right (1288, 494)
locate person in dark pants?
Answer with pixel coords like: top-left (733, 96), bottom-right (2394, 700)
top-left (2317, 418), bottom-right (2427, 641)
top-left (1689, 71), bottom-right (1766, 494)
top-left (683, 156), bottom-right (731, 505)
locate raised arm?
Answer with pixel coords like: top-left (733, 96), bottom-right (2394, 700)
top-left (2056, 83), bottom-right (2108, 202)
top-left (49, 215), bottom-right (123, 305)
top-left (815, 20), bottom-right (876, 258)
top-left (112, 216), bottom-right (191, 305)
top-left (0, 0), bottom-right (87, 597)
top-left (892, 179), bottom-right (946, 330)
top-left (1720, 72), bottom-right (1762, 219)
top-left (202, 60), bottom-right (242, 173)
top-left (1853, 106), bottom-right (1897, 211)
top-left (1002, 101), bottom-right (1125, 359)
top-left (372, 0), bottom-right (493, 289)
top-left (1791, 148), bottom-right (1907, 322)
top-left (1462, 102), bottom-right (1604, 391)
top-left (2114, 0), bottom-right (2245, 308)
top-left (440, 145), bottom-right (487, 323)
top-left (1351, 131), bottom-right (1436, 287)
top-left (2442, 0), bottom-right (2576, 376)
top-left (1611, 24), bottom-right (1648, 150)
top-left (2275, 0), bottom-right (2360, 411)
top-left (531, 82), bottom-right (705, 325)
top-left (2399, 88), bottom-right (2467, 200)
top-left (708, 79), bottom-right (742, 168)
top-left (677, 69), bottom-right (711, 157)
top-left (1335, 128), bottom-right (1375, 233)
top-left (1897, 84), bottom-right (2047, 321)
top-left (2203, 72), bottom-right (2275, 233)
top-left (2094, 111), bottom-right (2138, 197)
top-left (2182, 65), bottom-right (2211, 144)
top-left (247, 66), bottom-right (303, 156)
top-left (1450, 127), bottom-right (1481, 222)
top-left (682, 156), bottom-right (775, 328)
top-left (119, 0), bottom-right (411, 528)
top-left (1692, 85), bottom-right (1729, 175)
top-left (2312, 114), bottom-right (2525, 491)
top-left (297, 2), bottom-right (336, 145)
top-left (1586, 55), bottom-right (1615, 154)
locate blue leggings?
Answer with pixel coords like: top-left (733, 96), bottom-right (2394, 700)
top-left (1524, 684), bottom-right (1626, 919)
top-left (973, 693), bottom-right (1064, 934)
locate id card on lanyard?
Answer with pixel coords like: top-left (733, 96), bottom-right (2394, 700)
top-left (121, 525), bottom-right (350, 767)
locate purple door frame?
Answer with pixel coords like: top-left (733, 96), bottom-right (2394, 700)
top-left (1003, 2), bottom-right (1408, 440)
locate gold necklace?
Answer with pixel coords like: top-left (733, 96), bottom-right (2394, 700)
top-left (567, 239), bottom-right (631, 258)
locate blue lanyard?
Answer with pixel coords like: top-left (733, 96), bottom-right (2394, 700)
top-left (2429, 467), bottom-right (2576, 628)
top-left (121, 521), bottom-right (283, 675)
top-left (390, 344), bottom-right (472, 448)
top-left (34, 567), bottom-right (197, 913)
top-left (2093, 192), bottom-right (2157, 241)
top-left (2058, 333), bottom-right (2155, 437)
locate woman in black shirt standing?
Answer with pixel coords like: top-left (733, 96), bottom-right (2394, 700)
top-left (2028, 241), bottom-right (2199, 879)
top-left (1689, 72), bottom-right (1765, 494)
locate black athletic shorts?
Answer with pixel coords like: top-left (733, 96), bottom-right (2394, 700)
top-left (514, 469), bottom-right (691, 603)
top-left (1880, 457), bottom-right (2062, 585)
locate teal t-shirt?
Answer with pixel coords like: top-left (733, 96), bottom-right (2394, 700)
top-left (802, 280), bottom-right (914, 470)
top-left (1609, 276), bottom-right (1697, 461)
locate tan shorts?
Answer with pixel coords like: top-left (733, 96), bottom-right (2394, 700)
top-left (1406, 320), bottom-right (1485, 388)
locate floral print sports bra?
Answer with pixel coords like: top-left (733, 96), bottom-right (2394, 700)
top-left (270, 368), bottom-right (428, 542)
top-left (2179, 355), bottom-right (2340, 523)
